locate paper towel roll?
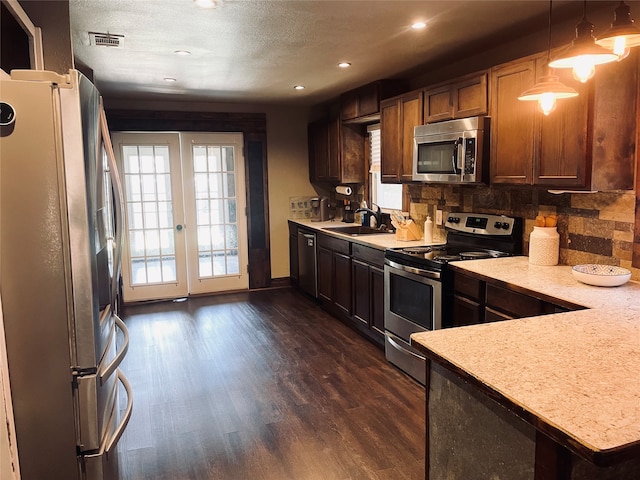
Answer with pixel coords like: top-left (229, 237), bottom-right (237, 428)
top-left (335, 185), bottom-right (352, 196)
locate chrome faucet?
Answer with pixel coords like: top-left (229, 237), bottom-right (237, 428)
top-left (355, 203), bottom-right (381, 228)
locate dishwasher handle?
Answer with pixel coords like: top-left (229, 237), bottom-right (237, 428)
top-left (299, 231), bottom-right (316, 247)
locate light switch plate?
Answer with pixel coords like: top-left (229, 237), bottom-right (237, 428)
top-left (435, 209), bottom-right (443, 226)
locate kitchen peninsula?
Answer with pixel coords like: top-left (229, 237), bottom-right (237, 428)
top-left (411, 257), bottom-right (640, 480)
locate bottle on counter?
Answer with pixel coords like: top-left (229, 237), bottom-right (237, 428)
top-left (424, 216), bottom-right (433, 243)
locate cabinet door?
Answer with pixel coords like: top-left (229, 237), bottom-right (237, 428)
top-left (454, 73), bottom-right (488, 118)
top-left (424, 84), bottom-right (453, 123)
top-left (289, 233), bottom-right (298, 284)
top-left (452, 294), bottom-right (483, 327)
top-left (534, 58), bottom-right (591, 188)
top-left (308, 121), bottom-right (329, 182)
top-left (590, 50), bottom-right (638, 191)
top-left (334, 252), bottom-right (352, 316)
top-left (490, 59), bottom-right (537, 185)
top-left (352, 259), bottom-right (370, 326)
top-left (400, 91), bottom-right (423, 182)
top-left (340, 91), bottom-right (359, 121)
top-left (327, 116), bottom-right (341, 181)
top-left (370, 266), bottom-right (385, 337)
top-left (380, 98), bottom-right (402, 183)
top-left (317, 246), bottom-right (333, 302)
top-left (340, 122), bottom-right (366, 184)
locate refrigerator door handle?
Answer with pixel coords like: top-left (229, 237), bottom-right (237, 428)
top-left (100, 315), bottom-right (129, 383)
top-left (99, 103), bottom-right (125, 309)
top-left (105, 369), bottom-right (133, 453)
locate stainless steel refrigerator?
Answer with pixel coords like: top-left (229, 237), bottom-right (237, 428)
top-left (0, 69), bottom-right (132, 480)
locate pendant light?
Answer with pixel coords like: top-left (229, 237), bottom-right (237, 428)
top-left (548, 0), bottom-right (618, 83)
top-left (518, 0), bottom-right (578, 116)
top-left (596, 1), bottom-right (640, 61)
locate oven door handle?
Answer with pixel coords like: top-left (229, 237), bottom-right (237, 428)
top-left (387, 334), bottom-right (425, 361)
top-left (386, 260), bottom-right (441, 280)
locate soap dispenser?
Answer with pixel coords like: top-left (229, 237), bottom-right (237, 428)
top-left (424, 216), bottom-right (433, 243)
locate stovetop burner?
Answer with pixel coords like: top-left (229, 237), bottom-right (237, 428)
top-left (433, 254), bottom-right (461, 262)
top-left (459, 251), bottom-right (492, 260)
top-left (402, 245), bottom-right (447, 255)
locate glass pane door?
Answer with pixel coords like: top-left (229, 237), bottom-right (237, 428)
top-left (182, 133), bottom-right (248, 294)
top-left (112, 133), bottom-right (188, 302)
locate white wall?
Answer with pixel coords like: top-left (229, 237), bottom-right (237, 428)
top-left (104, 98), bottom-right (317, 280)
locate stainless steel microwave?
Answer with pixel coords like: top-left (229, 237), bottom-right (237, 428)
top-left (412, 116), bottom-right (489, 184)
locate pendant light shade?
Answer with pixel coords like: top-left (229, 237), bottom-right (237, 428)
top-left (518, 0), bottom-right (578, 115)
top-left (518, 73), bottom-right (579, 115)
top-left (549, 2), bottom-right (618, 83)
top-left (596, 1), bottom-right (640, 61)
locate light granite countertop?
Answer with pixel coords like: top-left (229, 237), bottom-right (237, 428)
top-left (411, 256), bottom-right (640, 465)
top-left (289, 218), bottom-right (442, 250)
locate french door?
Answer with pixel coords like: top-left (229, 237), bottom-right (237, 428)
top-left (112, 132), bottom-right (248, 302)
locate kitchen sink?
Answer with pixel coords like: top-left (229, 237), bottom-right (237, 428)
top-left (323, 225), bottom-right (394, 236)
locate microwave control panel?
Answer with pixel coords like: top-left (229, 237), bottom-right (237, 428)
top-left (463, 138), bottom-right (476, 174)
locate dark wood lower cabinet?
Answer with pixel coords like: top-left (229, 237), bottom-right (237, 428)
top-left (317, 246), bottom-right (333, 303)
top-left (334, 252), bottom-right (352, 316)
top-left (352, 259), bottom-right (371, 327)
top-left (370, 266), bottom-right (385, 337)
top-left (450, 267), bottom-right (584, 326)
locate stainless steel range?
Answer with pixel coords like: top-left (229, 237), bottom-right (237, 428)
top-left (384, 212), bottom-right (522, 384)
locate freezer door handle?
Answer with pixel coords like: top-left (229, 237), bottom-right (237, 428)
top-left (100, 315), bottom-right (129, 383)
top-left (106, 369), bottom-right (133, 453)
top-left (82, 370), bottom-right (134, 480)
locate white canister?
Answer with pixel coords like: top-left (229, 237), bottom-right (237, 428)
top-left (529, 226), bottom-right (559, 266)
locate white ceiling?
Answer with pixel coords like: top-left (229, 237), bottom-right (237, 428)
top-left (69, 0), bottom-right (618, 107)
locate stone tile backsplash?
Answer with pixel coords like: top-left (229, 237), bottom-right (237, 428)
top-left (407, 184), bottom-right (639, 281)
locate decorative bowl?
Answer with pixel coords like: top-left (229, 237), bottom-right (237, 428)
top-left (571, 264), bottom-right (631, 287)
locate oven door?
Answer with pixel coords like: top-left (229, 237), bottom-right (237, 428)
top-left (384, 260), bottom-right (442, 338)
top-left (384, 260), bottom-right (442, 385)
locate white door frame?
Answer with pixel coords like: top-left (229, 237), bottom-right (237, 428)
top-left (181, 132), bottom-right (248, 294)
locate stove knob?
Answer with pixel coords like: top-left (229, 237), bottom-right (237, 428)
top-left (494, 221), bottom-right (502, 229)
top-left (501, 222), bottom-right (510, 230)
top-left (447, 216), bottom-right (455, 223)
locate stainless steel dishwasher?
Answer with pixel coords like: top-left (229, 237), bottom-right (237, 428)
top-left (297, 229), bottom-right (317, 298)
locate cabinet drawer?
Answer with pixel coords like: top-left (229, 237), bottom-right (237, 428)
top-left (485, 284), bottom-right (542, 318)
top-left (317, 233), bottom-right (351, 255)
top-left (454, 272), bottom-right (484, 301)
top-left (351, 243), bottom-right (384, 268)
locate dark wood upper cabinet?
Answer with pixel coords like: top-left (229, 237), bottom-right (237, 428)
top-left (589, 48), bottom-right (638, 192)
top-left (340, 80), bottom-right (408, 123)
top-left (490, 50), bottom-right (638, 190)
top-left (380, 90), bottom-right (423, 183)
top-left (308, 116), bottom-right (366, 184)
top-left (490, 58), bottom-right (537, 185)
top-left (534, 57), bottom-right (591, 188)
top-left (424, 72), bottom-right (488, 123)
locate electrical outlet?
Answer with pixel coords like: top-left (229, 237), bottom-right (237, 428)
top-left (435, 209), bottom-right (443, 226)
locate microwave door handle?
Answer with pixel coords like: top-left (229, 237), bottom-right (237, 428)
top-left (452, 137), bottom-right (463, 174)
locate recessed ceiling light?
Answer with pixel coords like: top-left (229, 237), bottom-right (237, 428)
top-left (164, 77), bottom-right (177, 82)
top-left (338, 62), bottom-right (352, 68)
top-left (174, 50), bottom-right (191, 56)
top-left (194, 0), bottom-right (218, 8)
top-left (411, 21), bottom-right (427, 30)
top-left (294, 85), bottom-right (305, 90)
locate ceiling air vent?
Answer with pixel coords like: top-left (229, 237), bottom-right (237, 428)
top-left (89, 32), bottom-right (124, 47)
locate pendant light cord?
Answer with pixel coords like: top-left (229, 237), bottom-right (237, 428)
top-left (546, 0), bottom-right (553, 64)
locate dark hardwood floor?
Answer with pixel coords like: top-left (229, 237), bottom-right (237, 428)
top-left (117, 288), bottom-right (425, 480)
